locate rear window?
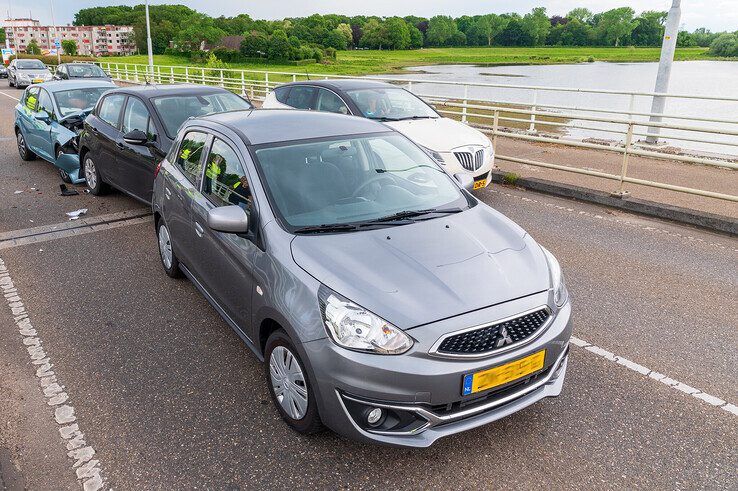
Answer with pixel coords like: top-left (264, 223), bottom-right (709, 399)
top-left (152, 92), bottom-right (252, 139)
top-left (67, 64), bottom-right (106, 78)
top-left (284, 86), bottom-right (316, 110)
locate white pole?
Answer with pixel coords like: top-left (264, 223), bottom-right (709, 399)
top-left (144, 0), bottom-right (154, 81)
top-left (49, 0), bottom-right (60, 64)
top-left (646, 0), bottom-right (681, 144)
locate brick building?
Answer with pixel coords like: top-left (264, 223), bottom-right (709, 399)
top-left (3, 18), bottom-right (136, 56)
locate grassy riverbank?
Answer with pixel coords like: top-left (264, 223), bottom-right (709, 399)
top-left (104, 46), bottom-right (712, 76)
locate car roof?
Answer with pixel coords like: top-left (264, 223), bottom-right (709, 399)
top-left (278, 79), bottom-right (395, 91)
top-left (105, 83), bottom-right (235, 98)
top-left (198, 109), bottom-right (390, 145)
top-left (33, 80), bottom-right (117, 92)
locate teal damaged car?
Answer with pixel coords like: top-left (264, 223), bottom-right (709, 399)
top-left (15, 80), bottom-right (116, 183)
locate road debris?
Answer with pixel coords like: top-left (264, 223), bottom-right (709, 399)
top-left (66, 208), bottom-right (88, 220)
top-left (60, 184), bottom-right (79, 197)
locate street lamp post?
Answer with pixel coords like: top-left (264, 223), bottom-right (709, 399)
top-left (646, 0), bottom-right (682, 144)
top-left (49, 0), bottom-right (61, 64)
top-left (144, 0), bottom-right (154, 81)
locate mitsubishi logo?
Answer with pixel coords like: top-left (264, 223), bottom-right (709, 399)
top-left (495, 326), bottom-right (514, 348)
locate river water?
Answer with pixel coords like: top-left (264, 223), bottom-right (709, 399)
top-left (399, 61), bottom-right (738, 156)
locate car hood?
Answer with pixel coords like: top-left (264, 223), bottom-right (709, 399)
top-left (290, 205), bottom-right (551, 329)
top-left (384, 117), bottom-right (490, 152)
top-left (17, 69), bottom-right (51, 77)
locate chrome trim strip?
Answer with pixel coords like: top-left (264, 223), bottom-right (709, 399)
top-left (338, 347), bottom-right (569, 436)
top-left (428, 305), bottom-right (554, 359)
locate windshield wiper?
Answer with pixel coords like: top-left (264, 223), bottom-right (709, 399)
top-left (365, 116), bottom-right (401, 122)
top-left (394, 115), bottom-right (436, 121)
top-left (293, 223), bottom-right (360, 234)
top-left (364, 207), bottom-right (464, 224)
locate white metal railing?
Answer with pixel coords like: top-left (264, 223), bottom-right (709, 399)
top-left (97, 62), bottom-right (738, 203)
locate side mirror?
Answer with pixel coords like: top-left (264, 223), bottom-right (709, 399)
top-left (207, 205), bottom-right (249, 234)
top-left (123, 129), bottom-right (148, 145)
top-left (34, 111), bottom-right (50, 122)
top-left (454, 173), bottom-right (474, 192)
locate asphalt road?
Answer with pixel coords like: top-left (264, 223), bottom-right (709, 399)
top-left (0, 84), bottom-right (736, 490)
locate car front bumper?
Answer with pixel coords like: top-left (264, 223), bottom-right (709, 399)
top-left (302, 290), bottom-right (572, 447)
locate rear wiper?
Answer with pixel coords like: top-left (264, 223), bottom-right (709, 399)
top-left (293, 223), bottom-right (360, 234)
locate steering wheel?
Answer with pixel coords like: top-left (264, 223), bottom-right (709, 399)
top-left (352, 175), bottom-right (395, 198)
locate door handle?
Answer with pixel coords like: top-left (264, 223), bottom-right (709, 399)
top-left (90, 126), bottom-right (99, 135)
top-left (194, 222), bottom-right (204, 238)
top-left (116, 142), bottom-right (125, 149)
top-left (164, 187), bottom-right (172, 200)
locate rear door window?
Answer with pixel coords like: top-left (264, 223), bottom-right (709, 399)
top-left (284, 86), bottom-right (317, 110)
top-left (98, 94), bottom-right (126, 128)
top-left (175, 131), bottom-right (208, 187)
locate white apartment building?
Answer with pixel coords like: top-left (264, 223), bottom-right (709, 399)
top-left (3, 18), bottom-right (136, 56)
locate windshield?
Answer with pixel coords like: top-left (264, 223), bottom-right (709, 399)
top-left (346, 87), bottom-right (438, 121)
top-left (54, 87), bottom-right (111, 118)
top-left (253, 133), bottom-right (468, 232)
top-left (17, 60), bottom-right (46, 70)
top-left (153, 92), bottom-right (252, 138)
top-left (67, 64), bottom-right (106, 78)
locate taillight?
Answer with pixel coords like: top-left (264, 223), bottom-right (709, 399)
top-left (153, 160), bottom-right (163, 179)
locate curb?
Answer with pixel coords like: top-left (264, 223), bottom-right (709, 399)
top-left (488, 170), bottom-right (737, 237)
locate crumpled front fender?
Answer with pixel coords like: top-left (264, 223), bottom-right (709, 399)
top-left (55, 152), bottom-right (85, 184)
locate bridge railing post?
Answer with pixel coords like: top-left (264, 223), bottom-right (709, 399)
top-left (529, 89), bottom-right (538, 132)
top-left (614, 122), bottom-right (635, 198)
top-left (492, 110), bottom-right (500, 167)
top-left (461, 85), bottom-right (469, 123)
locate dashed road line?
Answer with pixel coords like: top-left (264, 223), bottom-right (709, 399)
top-left (570, 336), bottom-right (737, 417)
top-left (0, 257), bottom-right (104, 490)
top-left (488, 188), bottom-right (738, 253)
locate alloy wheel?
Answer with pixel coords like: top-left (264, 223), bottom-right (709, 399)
top-left (158, 224), bottom-right (173, 270)
top-left (84, 157), bottom-right (97, 189)
top-left (16, 133), bottom-right (26, 159)
top-left (269, 346), bottom-right (308, 420)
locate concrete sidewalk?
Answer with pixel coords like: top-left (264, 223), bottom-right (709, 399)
top-left (494, 136), bottom-right (738, 220)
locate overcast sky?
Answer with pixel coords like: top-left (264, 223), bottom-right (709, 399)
top-left (10, 0), bottom-right (738, 32)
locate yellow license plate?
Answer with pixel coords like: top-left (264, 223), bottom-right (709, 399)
top-left (462, 350), bottom-right (546, 395)
top-left (473, 179), bottom-right (487, 190)
top-left (32, 78), bottom-right (44, 83)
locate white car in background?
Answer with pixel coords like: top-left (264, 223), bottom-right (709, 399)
top-left (262, 79), bottom-right (494, 189)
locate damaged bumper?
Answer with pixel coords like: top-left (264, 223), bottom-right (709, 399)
top-left (55, 151), bottom-right (84, 184)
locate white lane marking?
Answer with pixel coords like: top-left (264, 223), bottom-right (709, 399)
top-left (488, 188), bottom-right (738, 253)
top-left (0, 258), bottom-right (104, 490)
top-left (0, 90), bottom-right (20, 101)
top-left (570, 335), bottom-right (736, 418)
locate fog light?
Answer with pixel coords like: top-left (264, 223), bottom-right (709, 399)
top-left (367, 407), bottom-right (383, 425)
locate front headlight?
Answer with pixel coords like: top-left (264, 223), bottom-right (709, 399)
top-left (541, 247), bottom-right (568, 307)
top-left (319, 286), bottom-right (413, 355)
top-left (420, 145), bottom-right (445, 165)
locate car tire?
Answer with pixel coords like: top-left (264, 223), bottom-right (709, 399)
top-left (264, 330), bottom-right (323, 435)
top-left (156, 219), bottom-right (182, 279)
top-left (16, 130), bottom-right (36, 161)
top-left (56, 149), bottom-right (73, 183)
top-left (82, 152), bottom-right (109, 195)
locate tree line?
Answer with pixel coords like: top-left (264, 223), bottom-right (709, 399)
top-left (69, 5), bottom-right (738, 61)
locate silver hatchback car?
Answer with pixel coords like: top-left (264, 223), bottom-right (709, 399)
top-left (152, 109), bottom-right (572, 447)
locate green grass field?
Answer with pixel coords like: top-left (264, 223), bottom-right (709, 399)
top-left (103, 46), bottom-right (712, 77)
